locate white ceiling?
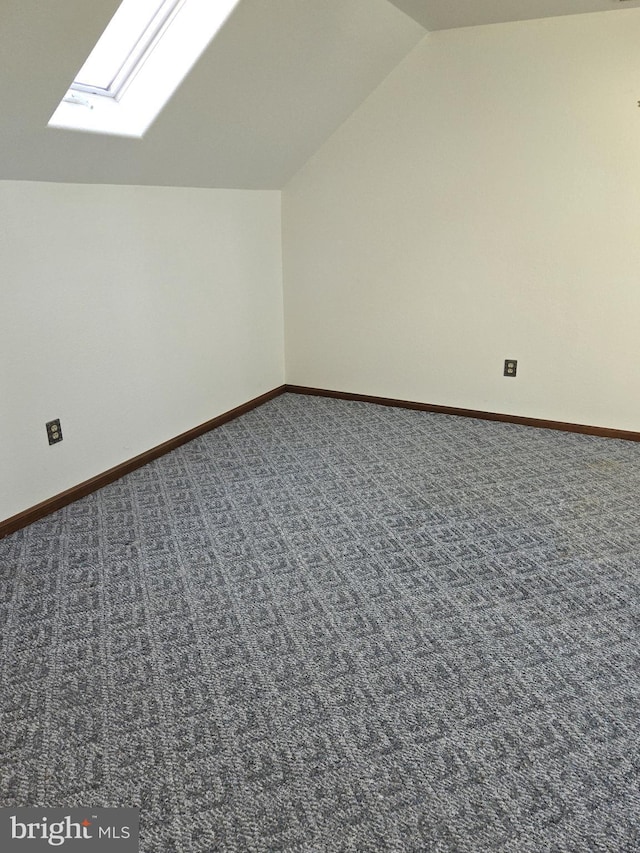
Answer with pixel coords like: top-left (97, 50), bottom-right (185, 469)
top-left (2, 0), bottom-right (640, 189)
top-left (0, 0), bottom-right (424, 189)
top-left (388, 0), bottom-right (640, 30)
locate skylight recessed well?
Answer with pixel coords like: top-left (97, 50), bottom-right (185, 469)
top-left (48, 0), bottom-right (240, 138)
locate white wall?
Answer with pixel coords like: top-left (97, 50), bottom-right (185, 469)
top-left (283, 10), bottom-right (640, 431)
top-left (1, 181), bottom-right (283, 522)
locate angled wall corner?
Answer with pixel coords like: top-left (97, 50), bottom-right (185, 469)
top-left (281, 10), bottom-right (640, 432)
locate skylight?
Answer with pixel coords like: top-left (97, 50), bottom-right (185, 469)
top-left (72, 0), bottom-right (183, 97)
top-left (49, 0), bottom-right (240, 138)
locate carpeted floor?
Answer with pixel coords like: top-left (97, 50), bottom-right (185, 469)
top-left (1, 392), bottom-right (639, 852)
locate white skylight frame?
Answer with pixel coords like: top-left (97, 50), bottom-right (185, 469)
top-left (70, 0), bottom-right (185, 100)
top-left (48, 0), bottom-right (241, 138)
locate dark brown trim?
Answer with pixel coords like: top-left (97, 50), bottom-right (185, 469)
top-left (0, 385), bottom-right (286, 540)
top-left (284, 384), bottom-right (640, 443)
top-left (5, 381), bottom-right (638, 540)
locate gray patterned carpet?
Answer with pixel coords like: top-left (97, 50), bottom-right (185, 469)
top-left (1, 392), bottom-right (640, 852)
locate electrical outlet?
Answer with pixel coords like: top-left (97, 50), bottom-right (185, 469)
top-left (46, 419), bottom-right (63, 445)
top-left (504, 359), bottom-right (517, 377)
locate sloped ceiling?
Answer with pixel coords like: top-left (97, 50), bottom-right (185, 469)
top-left (0, 0), bottom-right (424, 189)
top-left (388, 0), bottom-right (640, 30)
top-left (3, 0), bottom-right (640, 189)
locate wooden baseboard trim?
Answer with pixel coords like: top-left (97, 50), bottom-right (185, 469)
top-left (284, 384), bottom-right (640, 443)
top-left (0, 385), bottom-right (286, 540)
top-left (4, 382), bottom-right (637, 540)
